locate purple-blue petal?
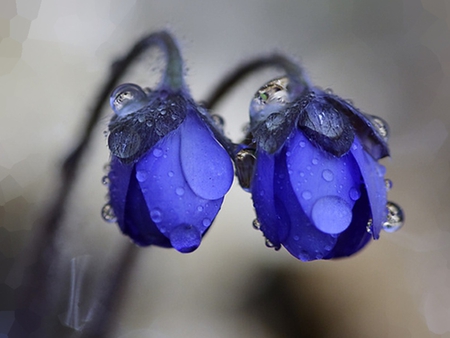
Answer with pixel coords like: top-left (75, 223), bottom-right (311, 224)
top-left (273, 146), bottom-right (337, 261)
top-left (108, 156), bottom-right (133, 228)
top-left (136, 127), bottom-right (223, 252)
top-left (350, 137), bottom-right (387, 239)
top-left (123, 166), bottom-right (171, 247)
top-left (180, 112), bottom-right (233, 200)
top-left (286, 131), bottom-right (361, 235)
top-left (251, 150), bottom-right (283, 248)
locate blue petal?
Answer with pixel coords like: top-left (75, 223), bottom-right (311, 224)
top-left (252, 150), bottom-right (283, 247)
top-left (108, 157), bottom-right (133, 228)
top-left (324, 185), bottom-right (372, 258)
top-left (274, 146), bottom-right (337, 261)
top-left (136, 128), bottom-right (223, 252)
top-left (180, 112), bottom-right (233, 200)
top-left (286, 131), bottom-right (361, 235)
top-left (350, 137), bottom-right (387, 239)
top-left (123, 166), bottom-right (171, 247)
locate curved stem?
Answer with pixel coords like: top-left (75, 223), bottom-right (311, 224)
top-left (13, 30), bottom-right (183, 337)
top-left (203, 54), bottom-right (308, 111)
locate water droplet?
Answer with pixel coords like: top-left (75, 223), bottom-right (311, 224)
top-left (293, 235), bottom-right (299, 241)
top-left (286, 151), bottom-right (291, 157)
top-left (137, 115), bottom-right (145, 123)
top-left (252, 218), bottom-right (261, 230)
top-left (153, 148), bottom-right (163, 157)
top-left (211, 114), bottom-right (224, 127)
top-left (169, 224), bottom-right (201, 253)
top-left (150, 209), bottom-right (162, 223)
top-left (110, 83), bottom-right (147, 116)
top-left (299, 171), bottom-right (305, 177)
top-left (265, 238), bottom-right (280, 250)
top-left (384, 178), bottom-right (393, 191)
top-left (103, 163), bottom-right (111, 173)
top-left (235, 148), bottom-right (256, 191)
top-left (101, 204), bottom-right (117, 223)
top-left (101, 175), bottom-right (110, 186)
top-left (160, 109), bottom-right (166, 115)
top-left (146, 120), bottom-right (153, 127)
top-left (301, 190), bottom-right (312, 200)
top-left (136, 171), bottom-right (148, 182)
top-left (349, 187), bottom-right (361, 201)
top-left (322, 169), bottom-right (334, 182)
top-left (299, 141), bottom-right (306, 148)
top-left (366, 219), bottom-right (373, 234)
top-left (312, 158), bottom-right (318, 165)
top-left (311, 196), bottom-right (352, 234)
top-left (368, 115), bottom-right (390, 141)
top-left (168, 171), bottom-right (174, 177)
top-left (197, 206), bottom-right (204, 212)
top-left (202, 218), bottom-right (211, 227)
top-left (382, 201), bottom-right (404, 233)
top-left (176, 187), bottom-right (185, 196)
top-left (325, 88), bottom-right (333, 94)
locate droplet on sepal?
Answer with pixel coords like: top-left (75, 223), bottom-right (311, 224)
top-left (110, 83), bottom-right (148, 117)
top-left (382, 201), bottom-right (404, 233)
top-left (367, 115), bottom-right (390, 141)
top-left (250, 77), bottom-right (291, 128)
top-left (366, 219), bottom-right (373, 234)
top-left (101, 203), bottom-right (117, 223)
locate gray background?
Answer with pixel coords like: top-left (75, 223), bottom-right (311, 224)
top-left (1, 0), bottom-right (450, 337)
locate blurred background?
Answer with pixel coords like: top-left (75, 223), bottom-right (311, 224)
top-left (1, 0), bottom-right (450, 337)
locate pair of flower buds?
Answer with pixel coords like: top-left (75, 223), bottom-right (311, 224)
top-left (101, 31), bottom-right (403, 261)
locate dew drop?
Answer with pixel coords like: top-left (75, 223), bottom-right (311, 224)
top-left (311, 196), bottom-right (352, 234)
top-left (322, 169), bottom-right (334, 182)
top-left (169, 224), bottom-right (201, 253)
top-left (137, 115), bottom-right (145, 123)
top-left (136, 171), bottom-right (148, 182)
top-left (384, 178), bottom-right (393, 191)
top-left (101, 175), bottom-right (110, 186)
top-left (197, 205), bottom-right (204, 212)
top-left (252, 218), bottom-right (261, 230)
top-left (202, 218), bottom-right (211, 227)
top-left (265, 238), bottom-right (280, 250)
top-left (301, 190), bottom-right (312, 200)
top-left (382, 201), bottom-right (404, 233)
top-left (299, 141), bottom-right (306, 148)
top-left (110, 83), bottom-right (147, 116)
top-left (101, 204), bottom-right (117, 223)
top-left (325, 88), bottom-right (333, 94)
top-left (103, 163), bottom-right (111, 173)
top-left (312, 158), bottom-right (318, 165)
top-left (150, 209), bottom-right (162, 223)
top-left (349, 187), bottom-right (361, 201)
top-left (368, 115), bottom-right (390, 141)
top-left (176, 187), bottom-right (185, 196)
top-left (152, 148), bottom-right (163, 157)
top-left (160, 109), bottom-right (167, 116)
top-left (293, 235), bottom-right (300, 241)
top-left (146, 120), bottom-right (153, 127)
top-left (168, 171), bottom-right (174, 177)
top-left (366, 219), bottom-right (373, 234)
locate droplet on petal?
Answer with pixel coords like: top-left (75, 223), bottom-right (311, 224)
top-left (110, 83), bottom-right (148, 116)
top-left (169, 224), bottom-right (201, 253)
top-left (382, 201), bottom-right (404, 233)
top-left (311, 196), bottom-right (352, 234)
top-left (367, 115), bottom-right (390, 141)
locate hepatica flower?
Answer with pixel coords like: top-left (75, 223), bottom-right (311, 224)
top-left (238, 76), bottom-right (404, 261)
top-left (102, 32), bottom-right (233, 253)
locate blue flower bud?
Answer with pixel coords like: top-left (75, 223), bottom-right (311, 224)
top-left (245, 77), bottom-right (399, 261)
top-left (106, 84), bottom-right (234, 253)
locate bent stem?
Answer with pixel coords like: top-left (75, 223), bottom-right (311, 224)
top-left (14, 30), bottom-right (183, 336)
top-left (204, 54), bottom-right (308, 111)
